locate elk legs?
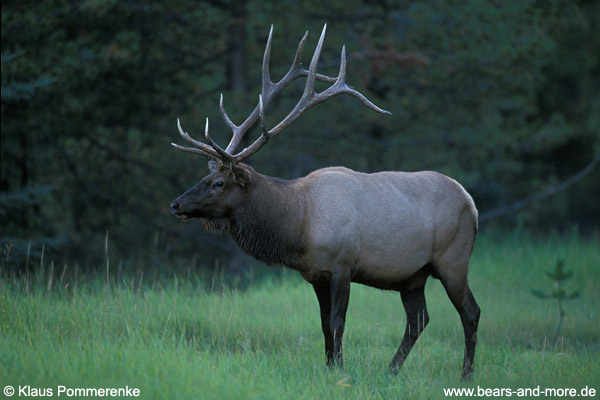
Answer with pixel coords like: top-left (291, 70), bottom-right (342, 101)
top-left (389, 285), bottom-right (430, 373)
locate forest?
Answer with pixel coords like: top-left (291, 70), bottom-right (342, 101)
top-left (2, 0), bottom-right (599, 272)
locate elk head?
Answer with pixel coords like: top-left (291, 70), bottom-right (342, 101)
top-left (170, 25), bottom-right (390, 227)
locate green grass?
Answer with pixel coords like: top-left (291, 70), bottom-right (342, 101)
top-left (1, 231), bottom-right (599, 399)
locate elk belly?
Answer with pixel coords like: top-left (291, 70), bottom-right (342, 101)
top-left (353, 231), bottom-right (432, 288)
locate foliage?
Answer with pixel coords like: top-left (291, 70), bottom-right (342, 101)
top-left (1, 51), bottom-right (64, 270)
top-left (532, 259), bottom-right (580, 339)
top-left (1, 0), bottom-right (599, 270)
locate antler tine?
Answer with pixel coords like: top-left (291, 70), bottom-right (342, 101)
top-left (219, 94), bottom-right (238, 132)
top-left (171, 142), bottom-right (218, 159)
top-left (338, 45), bottom-right (347, 83)
top-left (291, 31), bottom-right (308, 70)
top-left (175, 118), bottom-right (222, 159)
top-left (328, 46), bottom-right (392, 115)
top-left (258, 94), bottom-right (269, 137)
top-left (203, 118), bottom-right (234, 163)
top-left (335, 86), bottom-right (393, 115)
top-left (303, 24), bottom-right (327, 98)
top-left (262, 25), bottom-right (274, 95)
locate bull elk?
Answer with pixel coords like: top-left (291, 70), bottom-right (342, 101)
top-left (170, 25), bottom-right (480, 379)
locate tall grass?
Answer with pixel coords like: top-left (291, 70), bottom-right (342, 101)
top-left (1, 231), bottom-right (599, 399)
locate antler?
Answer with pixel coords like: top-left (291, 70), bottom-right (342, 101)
top-left (173, 24), bottom-right (391, 167)
top-left (171, 118), bottom-right (222, 160)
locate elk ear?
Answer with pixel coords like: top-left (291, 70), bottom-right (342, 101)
top-left (231, 164), bottom-right (250, 187)
top-left (208, 160), bottom-right (219, 173)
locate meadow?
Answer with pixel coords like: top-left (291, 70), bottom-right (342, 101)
top-left (1, 231), bottom-right (599, 399)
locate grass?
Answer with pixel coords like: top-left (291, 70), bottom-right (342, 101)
top-left (1, 231), bottom-right (599, 399)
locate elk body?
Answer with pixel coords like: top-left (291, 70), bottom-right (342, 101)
top-left (170, 25), bottom-right (481, 379)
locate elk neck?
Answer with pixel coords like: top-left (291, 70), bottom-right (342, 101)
top-left (228, 172), bottom-right (308, 268)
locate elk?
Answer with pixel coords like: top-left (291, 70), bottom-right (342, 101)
top-left (170, 25), bottom-right (480, 379)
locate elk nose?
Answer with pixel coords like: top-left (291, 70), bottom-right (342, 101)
top-left (170, 202), bottom-right (180, 213)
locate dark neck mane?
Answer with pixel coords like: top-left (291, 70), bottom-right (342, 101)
top-left (228, 174), bottom-right (307, 267)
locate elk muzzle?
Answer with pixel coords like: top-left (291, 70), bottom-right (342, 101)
top-left (170, 199), bottom-right (189, 220)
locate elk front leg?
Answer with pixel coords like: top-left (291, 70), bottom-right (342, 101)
top-left (329, 272), bottom-right (351, 368)
top-left (313, 281), bottom-right (334, 366)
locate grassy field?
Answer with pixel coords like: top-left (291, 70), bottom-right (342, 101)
top-left (1, 231), bottom-right (599, 399)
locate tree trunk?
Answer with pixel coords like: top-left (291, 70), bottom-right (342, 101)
top-left (227, 0), bottom-right (248, 95)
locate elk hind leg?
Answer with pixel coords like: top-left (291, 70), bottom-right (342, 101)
top-left (389, 283), bottom-right (429, 373)
top-left (435, 253), bottom-right (480, 379)
top-left (434, 210), bottom-right (480, 379)
top-left (442, 277), bottom-right (480, 380)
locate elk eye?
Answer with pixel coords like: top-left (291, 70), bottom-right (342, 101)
top-left (214, 180), bottom-right (224, 188)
